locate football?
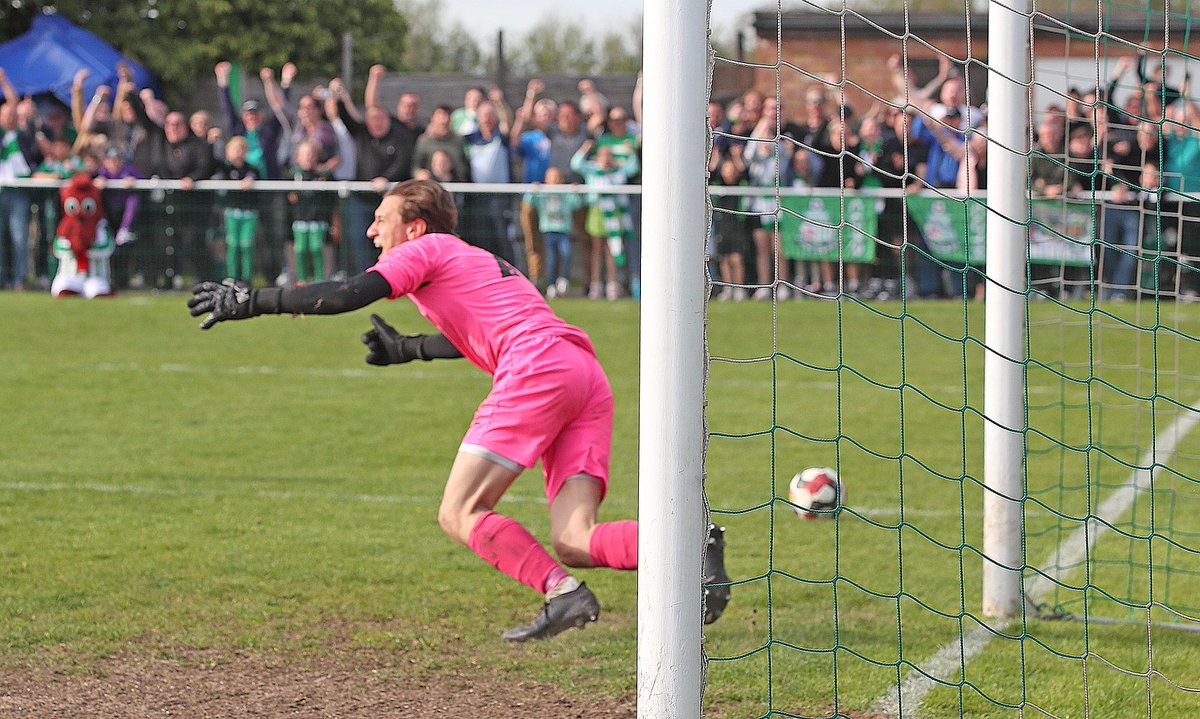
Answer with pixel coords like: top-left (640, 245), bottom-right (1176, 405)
top-left (787, 467), bottom-right (844, 519)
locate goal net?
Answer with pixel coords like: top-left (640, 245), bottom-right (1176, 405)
top-left (682, 1), bottom-right (1200, 717)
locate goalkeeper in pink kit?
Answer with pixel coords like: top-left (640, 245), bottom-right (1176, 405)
top-left (189, 179), bottom-right (730, 640)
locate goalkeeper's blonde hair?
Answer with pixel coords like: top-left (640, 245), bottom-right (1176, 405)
top-left (385, 179), bottom-right (458, 235)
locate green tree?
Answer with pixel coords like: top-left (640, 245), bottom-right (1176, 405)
top-left (0, 0), bottom-right (407, 105)
top-left (505, 16), bottom-right (641, 76)
top-left (596, 19), bottom-right (643, 75)
top-left (394, 0), bottom-right (485, 73)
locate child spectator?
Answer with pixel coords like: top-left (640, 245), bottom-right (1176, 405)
top-left (215, 136), bottom-right (259, 281)
top-left (527, 166), bottom-right (582, 299)
top-left (570, 139), bottom-right (640, 301)
top-left (32, 137), bottom-right (82, 180)
top-left (429, 149), bottom-right (456, 184)
top-left (95, 146), bottom-right (141, 248)
top-left (93, 146), bottom-right (142, 286)
top-left (79, 148), bottom-right (102, 178)
top-left (427, 149), bottom-right (467, 224)
top-left (286, 140), bottom-right (335, 284)
top-left (710, 144), bottom-right (751, 301)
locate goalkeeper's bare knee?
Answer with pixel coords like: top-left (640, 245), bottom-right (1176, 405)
top-left (438, 505), bottom-right (476, 546)
top-left (552, 532), bottom-right (594, 568)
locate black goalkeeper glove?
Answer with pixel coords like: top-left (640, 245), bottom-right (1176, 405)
top-left (187, 279), bottom-right (281, 330)
top-left (361, 313), bottom-right (434, 366)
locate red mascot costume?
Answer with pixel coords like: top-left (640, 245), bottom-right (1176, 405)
top-left (51, 173), bottom-right (115, 298)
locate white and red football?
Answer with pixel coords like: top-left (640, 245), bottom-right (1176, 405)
top-left (788, 467), bottom-right (844, 519)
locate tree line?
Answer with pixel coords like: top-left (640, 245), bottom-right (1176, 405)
top-left (0, 0), bottom-right (642, 105)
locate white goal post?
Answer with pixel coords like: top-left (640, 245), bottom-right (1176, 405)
top-left (637, 1), bottom-right (710, 719)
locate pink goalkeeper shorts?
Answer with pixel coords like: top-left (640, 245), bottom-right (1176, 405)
top-left (462, 334), bottom-right (614, 502)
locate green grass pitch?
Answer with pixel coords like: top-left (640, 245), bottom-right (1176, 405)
top-left (2, 292), bottom-right (1198, 717)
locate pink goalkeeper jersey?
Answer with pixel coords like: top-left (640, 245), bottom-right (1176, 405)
top-left (369, 233), bottom-right (594, 374)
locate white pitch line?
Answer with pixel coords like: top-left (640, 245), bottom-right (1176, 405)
top-left (0, 481), bottom-right (546, 506)
top-left (870, 399), bottom-right (1200, 719)
top-left (96, 361), bottom-right (429, 380)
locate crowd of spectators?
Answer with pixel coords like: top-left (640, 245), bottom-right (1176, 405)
top-left (1, 51), bottom-right (1197, 302)
top-left (0, 61), bottom-right (643, 298)
top-left (707, 51), bottom-right (1200, 302)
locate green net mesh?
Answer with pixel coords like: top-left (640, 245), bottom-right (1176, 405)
top-left (704, 1), bottom-right (1200, 716)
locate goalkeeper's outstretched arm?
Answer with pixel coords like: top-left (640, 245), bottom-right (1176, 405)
top-left (258, 270), bottom-right (394, 316)
top-left (189, 271), bottom-right (392, 328)
top-left (188, 271), bottom-right (463, 362)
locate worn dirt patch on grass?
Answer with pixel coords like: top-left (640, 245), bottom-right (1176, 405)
top-left (0, 649), bottom-right (636, 718)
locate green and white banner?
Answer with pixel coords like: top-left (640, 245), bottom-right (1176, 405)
top-left (904, 196), bottom-right (1094, 267)
top-left (753, 192), bottom-right (1096, 267)
top-left (905, 196), bottom-right (987, 265)
top-left (778, 195), bottom-right (878, 263)
top-left (1028, 199), bottom-right (1096, 267)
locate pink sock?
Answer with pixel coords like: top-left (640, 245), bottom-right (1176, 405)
top-left (588, 520), bottom-right (638, 570)
top-left (468, 511), bottom-right (564, 593)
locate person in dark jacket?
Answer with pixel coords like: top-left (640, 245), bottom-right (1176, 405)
top-left (327, 77), bottom-right (415, 274)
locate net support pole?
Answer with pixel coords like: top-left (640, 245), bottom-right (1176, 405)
top-left (983, 0), bottom-right (1030, 619)
top-left (638, 0), bottom-right (709, 717)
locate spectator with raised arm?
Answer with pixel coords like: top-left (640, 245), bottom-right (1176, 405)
top-left (329, 77), bottom-right (413, 273)
top-left (366, 64), bottom-right (424, 134)
top-left (911, 100), bottom-right (967, 191)
top-left (909, 98), bottom-right (971, 298)
top-left (578, 79), bottom-right (610, 138)
top-left (215, 62), bottom-right (284, 180)
top-left (271, 65), bottom-right (340, 179)
top-left (106, 63), bottom-right (153, 175)
top-left (510, 79), bottom-right (556, 289)
top-left (75, 80), bottom-right (116, 155)
top-left (139, 88), bottom-right (168, 128)
top-left (726, 90), bottom-right (764, 154)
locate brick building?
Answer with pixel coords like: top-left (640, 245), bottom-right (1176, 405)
top-left (739, 9), bottom-right (1194, 121)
